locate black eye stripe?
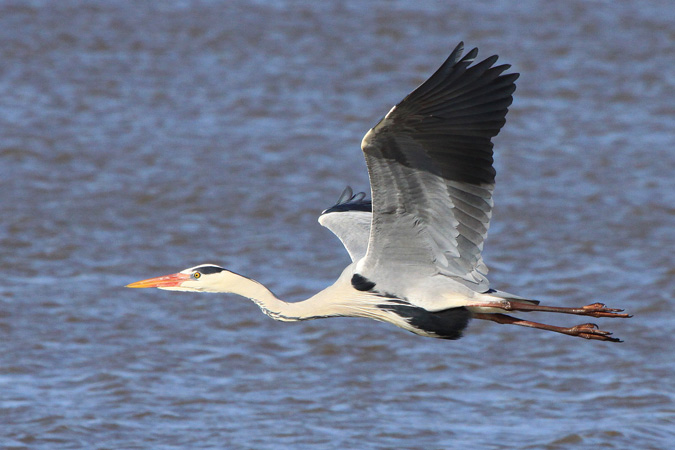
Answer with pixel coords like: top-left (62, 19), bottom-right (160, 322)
top-left (195, 266), bottom-right (224, 275)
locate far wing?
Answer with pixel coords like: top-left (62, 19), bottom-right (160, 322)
top-left (318, 187), bottom-right (372, 262)
top-left (359, 42), bottom-right (518, 291)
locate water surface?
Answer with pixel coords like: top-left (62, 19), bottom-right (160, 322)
top-left (1, 1), bottom-right (673, 449)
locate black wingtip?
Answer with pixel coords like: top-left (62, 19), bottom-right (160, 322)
top-left (450, 41), bottom-right (464, 63)
top-left (321, 187), bottom-right (372, 214)
top-left (461, 47), bottom-right (479, 64)
top-left (336, 186), bottom-right (354, 204)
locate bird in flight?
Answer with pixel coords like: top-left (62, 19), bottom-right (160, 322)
top-left (128, 42), bottom-right (630, 342)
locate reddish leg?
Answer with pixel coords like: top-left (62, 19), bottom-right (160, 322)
top-left (473, 313), bottom-right (623, 342)
top-left (471, 301), bottom-right (632, 318)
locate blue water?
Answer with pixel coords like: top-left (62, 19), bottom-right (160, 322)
top-left (1, 1), bottom-right (673, 449)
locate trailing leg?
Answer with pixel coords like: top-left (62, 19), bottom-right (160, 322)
top-left (473, 313), bottom-right (623, 342)
top-left (470, 300), bottom-right (631, 318)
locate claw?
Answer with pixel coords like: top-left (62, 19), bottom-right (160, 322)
top-left (579, 333), bottom-right (623, 342)
top-left (572, 322), bottom-right (600, 331)
top-left (580, 303), bottom-right (632, 319)
top-left (571, 323), bottom-right (622, 342)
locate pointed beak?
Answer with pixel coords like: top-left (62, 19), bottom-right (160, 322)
top-left (126, 272), bottom-right (191, 289)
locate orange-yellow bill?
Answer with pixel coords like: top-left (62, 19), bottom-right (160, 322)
top-left (126, 272), bottom-right (190, 288)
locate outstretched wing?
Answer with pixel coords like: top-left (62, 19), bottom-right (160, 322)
top-left (358, 42), bottom-right (518, 292)
top-left (319, 187), bottom-right (372, 262)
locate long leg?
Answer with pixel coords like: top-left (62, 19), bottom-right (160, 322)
top-left (471, 301), bottom-right (632, 318)
top-left (473, 313), bottom-right (623, 342)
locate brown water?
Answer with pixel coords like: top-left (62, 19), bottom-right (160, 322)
top-left (1, 1), bottom-right (673, 449)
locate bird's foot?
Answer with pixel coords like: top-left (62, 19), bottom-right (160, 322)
top-left (473, 313), bottom-right (625, 342)
top-left (567, 322), bottom-right (622, 342)
top-left (579, 303), bottom-right (633, 318)
top-left (494, 300), bottom-right (632, 319)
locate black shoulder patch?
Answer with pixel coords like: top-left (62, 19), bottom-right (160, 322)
top-left (351, 274), bottom-right (376, 291)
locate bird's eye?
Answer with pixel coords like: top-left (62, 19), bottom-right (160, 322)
top-left (193, 272), bottom-right (201, 279)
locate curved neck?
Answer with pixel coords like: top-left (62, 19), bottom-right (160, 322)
top-left (219, 271), bottom-right (377, 322)
top-left (242, 279), bottom-right (302, 322)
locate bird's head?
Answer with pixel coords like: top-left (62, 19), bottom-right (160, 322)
top-left (126, 264), bottom-right (236, 293)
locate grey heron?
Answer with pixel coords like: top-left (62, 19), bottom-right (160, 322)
top-left (128, 43), bottom-right (630, 342)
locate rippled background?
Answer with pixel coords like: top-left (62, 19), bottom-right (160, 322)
top-left (1, 1), bottom-right (673, 448)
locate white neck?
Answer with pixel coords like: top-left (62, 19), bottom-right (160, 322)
top-left (192, 270), bottom-right (380, 322)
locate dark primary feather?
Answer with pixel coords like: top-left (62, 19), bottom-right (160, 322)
top-left (359, 42), bottom-right (519, 290)
top-left (321, 186), bottom-right (372, 214)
